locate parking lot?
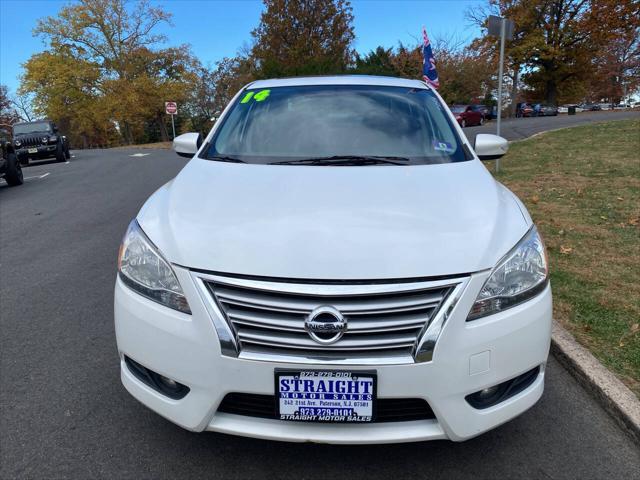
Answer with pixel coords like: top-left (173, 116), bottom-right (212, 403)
top-left (1, 112), bottom-right (639, 479)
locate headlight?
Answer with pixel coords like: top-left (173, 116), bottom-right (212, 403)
top-left (14, 140), bottom-right (21, 147)
top-left (467, 226), bottom-right (548, 321)
top-left (117, 220), bottom-right (191, 314)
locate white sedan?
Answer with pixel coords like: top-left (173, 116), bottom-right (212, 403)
top-left (115, 75), bottom-right (552, 443)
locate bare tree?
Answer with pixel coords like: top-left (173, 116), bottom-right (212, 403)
top-left (11, 92), bottom-right (35, 122)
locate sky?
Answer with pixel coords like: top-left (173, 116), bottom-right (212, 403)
top-left (0, 0), bottom-right (482, 94)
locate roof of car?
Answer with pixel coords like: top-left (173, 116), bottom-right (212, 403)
top-left (12, 119), bottom-right (51, 126)
top-left (247, 75), bottom-right (429, 89)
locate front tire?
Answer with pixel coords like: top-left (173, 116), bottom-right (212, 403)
top-left (64, 144), bottom-right (71, 160)
top-left (55, 142), bottom-right (66, 162)
top-left (5, 153), bottom-right (24, 186)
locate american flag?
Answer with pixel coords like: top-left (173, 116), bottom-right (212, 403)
top-left (422, 26), bottom-right (439, 89)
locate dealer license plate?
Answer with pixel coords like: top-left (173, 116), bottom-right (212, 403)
top-left (28, 148), bottom-right (38, 154)
top-left (276, 370), bottom-right (376, 422)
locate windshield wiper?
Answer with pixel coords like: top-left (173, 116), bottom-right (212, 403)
top-left (208, 155), bottom-right (246, 163)
top-left (271, 155), bottom-right (411, 166)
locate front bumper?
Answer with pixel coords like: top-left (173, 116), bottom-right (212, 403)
top-left (114, 266), bottom-right (552, 444)
top-left (17, 145), bottom-right (56, 160)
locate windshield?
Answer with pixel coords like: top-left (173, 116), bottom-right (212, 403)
top-left (13, 122), bottom-right (51, 135)
top-left (204, 85), bottom-right (469, 165)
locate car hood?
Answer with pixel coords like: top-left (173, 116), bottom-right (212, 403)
top-left (14, 132), bottom-right (50, 138)
top-left (137, 158), bottom-right (530, 280)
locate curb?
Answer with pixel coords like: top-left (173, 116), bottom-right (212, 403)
top-left (551, 321), bottom-right (640, 444)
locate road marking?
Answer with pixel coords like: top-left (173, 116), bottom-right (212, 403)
top-left (129, 153), bottom-right (150, 157)
top-left (64, 161), bottom-right (69, 164)
top-left (24, 172), bottom-right (50, 180)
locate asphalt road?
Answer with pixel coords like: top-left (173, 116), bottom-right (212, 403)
top-left (2, 112), bottom-right (640, 479)
top-left (463, 108), bottom-right (639, 141)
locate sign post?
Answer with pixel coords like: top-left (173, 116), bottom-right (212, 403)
top-left (165, 101), bottom-right (178, 139)
top-left (487, 15), bottom-right (514, 173)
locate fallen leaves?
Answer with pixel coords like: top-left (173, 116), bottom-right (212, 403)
top-left (560, 245), bottom-right (573, 255)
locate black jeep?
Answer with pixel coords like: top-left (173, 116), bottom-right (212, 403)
top-left (0, 128), bottom-right (24, 186)
top-left (12, 120), bottom-right (70, 164)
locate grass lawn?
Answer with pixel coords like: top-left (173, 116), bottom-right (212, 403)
top-left (488, 118), bottom-right (640, 396)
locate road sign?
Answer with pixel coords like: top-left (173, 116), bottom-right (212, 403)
top-left (165, 101), bottom-right (178, 115)
top-left (165, 102), bottom-right (177, 139)
top-left (488, 15), bottom-right (514, 40)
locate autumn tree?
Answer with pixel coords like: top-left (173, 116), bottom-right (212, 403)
top-left (22, 0), bottom-right (198, 145)
top-left (0, 85), bottom-right (20, 129)
top-left (21, 49), bottom-right (113, 146)
top-left (350, 39), bottom-right (495, 105)
top-left (468, 0), bottom-right (640, 105)
top-left (250, 0), bottom-right (355, 78)
top-left (588, 26), bottom-right (640, 103)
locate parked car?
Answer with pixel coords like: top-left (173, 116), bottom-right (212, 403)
top-left (12, 120), bottom-right (70, 164)
top-left (558, 104), bottom-right (584, 114)
top-left (470, 104), bottom-right (494, 120)
top-left (515, 102), bottom-right (534, 117)
top-left (115, 76), bottom-right (552, 444)
top-left (450, 104), bottom-right (484, 126)
top-left (0, 128), bottom-right (23, 186)
top-left (532, 104), bottom-right (558, 116)
top-left (580, 103), bottom-right (602, 111)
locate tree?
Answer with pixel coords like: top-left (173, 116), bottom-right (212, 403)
top-left (352, 47), bottom-right (398, 77)
top-left (21, 49), bottom-right (116, 146)
top-left (468, 0), bottom-right (640, 105)
top-left (23, 0), bottom-right (198, 145)
top-left (350, 38), bottom-right (495, 105)
top-left (588, 26), bottom-right (640, 103)
top-left (0, 85), bottom-right (20, 129)
top-left (250, 0), bottom-right (355, 78)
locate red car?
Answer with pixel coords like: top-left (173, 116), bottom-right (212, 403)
top-left (450, 105), bottom-right (484, 127)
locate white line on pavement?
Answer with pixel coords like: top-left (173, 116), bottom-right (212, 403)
top-left (129, 153), bottom-right (150, 157)
top-left (24, 172), bottom-right (50, 180)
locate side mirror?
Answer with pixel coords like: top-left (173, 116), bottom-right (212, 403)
top-left (474, 133), bottom-right (508, 161)
top-left (173, 132), bottom-right (202, 158)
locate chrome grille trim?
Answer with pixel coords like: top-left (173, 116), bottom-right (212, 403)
top-left (190, 272), bottom-right (469, 365)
